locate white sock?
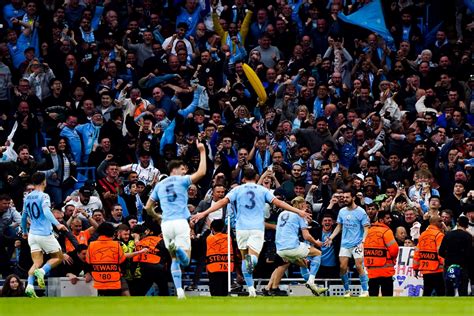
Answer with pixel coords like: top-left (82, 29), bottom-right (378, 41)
top-left (307, 275), bottom-right (315, 284)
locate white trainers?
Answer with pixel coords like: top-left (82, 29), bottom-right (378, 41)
top-left (359, 290), bottom-right (369, 297)
top-left (176, 288), bottom-right (186, 299)
top-left (343, 290), bottom-right (351, 297)
top-left (305, 283), bottom-right (328, 296)
top-left (248, 287), bottom-right (257, 297)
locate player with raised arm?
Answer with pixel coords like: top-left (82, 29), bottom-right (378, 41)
top-left (144, 140), bottom-right (206, 299)
top-left (324, 189), bottom-right (370, 297)
top-left (191, 168), bottom-right (311, 297)
top-left (21, 172), bottom-right (68, 298)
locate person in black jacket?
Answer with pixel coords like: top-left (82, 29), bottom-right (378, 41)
top-left (438, 216), bottom-right (473, 296)
top-left (188, 183), bottom-right (228, 290)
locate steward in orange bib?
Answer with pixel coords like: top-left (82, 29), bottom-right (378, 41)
top-left (413, 215), bottom-right (445, 296)
top-left (364, 211), bottom-right (399, 296)
top-left (206, 219), bottom-right (234, 296)
top-left (133, 220), bottom-right (170, 296)
top-left (86, 223), bottom-right (148, 296)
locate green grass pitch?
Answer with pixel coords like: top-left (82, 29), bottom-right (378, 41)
top-left (1, 297), bottom-right (472, 316)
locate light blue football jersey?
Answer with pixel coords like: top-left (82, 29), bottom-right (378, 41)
top-left (337, 206), bottom-right (370, 248)
top-left (21, 190), bottom-right (59, 236)
top-left (275, 211), bottom-right (307, 251)
top-left (226, 183), bottom-right (275, 231)
top-left (150, 175), bottom-right (192, 222)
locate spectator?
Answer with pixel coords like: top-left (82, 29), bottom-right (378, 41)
top-left (0, 274), bottom-right (25, 297)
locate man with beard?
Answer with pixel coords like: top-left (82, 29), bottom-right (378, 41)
top-left (267, 150), bottom-right (291, 183)
top-left (325, 189), bottom-right (370, 297)
top-left (293, 117), bottom-right (334, 154)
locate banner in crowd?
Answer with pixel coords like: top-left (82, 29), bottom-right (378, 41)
top-left (393, 247), bottom-right (424, 296)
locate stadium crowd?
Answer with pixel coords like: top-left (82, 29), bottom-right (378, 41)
top-left (0, 0), bottom-right (473, 297)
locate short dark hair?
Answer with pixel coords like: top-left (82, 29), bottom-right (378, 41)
top-left (294, 180), bottom-right (306, 188)
top-left (92, 209), bottom-right (104, 216)
top-left (377, 210), bottom-right (390, 220)
top-left (96, 222), bottom-right (116, 237)
top-left (243, 168), bottom-right (257, 180)
top-left (342, 188), bottom-right (355, 196)
top-left (457, 216), bottom-right (469, 228)
top-left (429, 195), bottom-right (441, 203)
top-left (17, 144), bottom-right (30, 153)
top-left (211, 219), bottom-right (225, 233)
top-left (31, 172), bottom-right (46, 185)
top-left (106, 161), bottom-right (119, 169)
top-left (144, 220), bottom-right (161, 235)
top-left (0, 194), bottom-right (10, 201)
top-left (76, 244), bottom-right (88, 253)
top-left (168, 160), bottom-right (186, 173)
top-left (116, 224), bottom-right (130, 232)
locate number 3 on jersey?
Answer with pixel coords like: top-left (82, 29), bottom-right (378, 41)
top-left (165, 184), bottom-right (177, 202)
top-left (244, 191), bottom-right (255, 209)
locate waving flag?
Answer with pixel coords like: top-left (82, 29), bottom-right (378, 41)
top-left (423, 22), bottom-right (443, 46)
top-left (338, 0), bottom-right (395, 50)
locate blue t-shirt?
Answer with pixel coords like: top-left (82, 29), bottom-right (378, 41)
top-left (21, 190), bottom-right (59, 236)
top-left (150, 175), bottom-right (192, 222)
top-left (320, 231), bottom-right (337, 267)
top-left (275, 211), bottom-right (307, 251)
top-left (226, 183), bottom-right (275, 231)
top-left (337, 206), bottom-right (370, 248)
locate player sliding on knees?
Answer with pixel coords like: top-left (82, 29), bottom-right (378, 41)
top-left (275, 196), bottom-right (328, 296)
top-left (21, 172), bottom-right (68, 298)
top-left (191, 168), bottom-right (311, 297)
top-left (145, 140), bottom-right (207, 299)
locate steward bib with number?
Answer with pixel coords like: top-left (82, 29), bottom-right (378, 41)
top-left (86, 236), bottom-right (125, 290)
top-left (206, 232), bottom-right (234, 273)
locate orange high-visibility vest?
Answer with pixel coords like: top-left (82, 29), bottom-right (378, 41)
top-left (206, 232), bottom-right (234, 273)
top-left (364, 222), bottom-right (399, 278)
top-left (66, 230), bottom-right (91, 253)
top-left (133, 235), bottom-right (163, 264)
top-left (86, 236), bottom-right (125, 290)
top-left (413, 225), bottom-right (444, 274)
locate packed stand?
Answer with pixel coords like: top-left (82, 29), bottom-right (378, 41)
top-left (0, 0), bottom-right (473, 297)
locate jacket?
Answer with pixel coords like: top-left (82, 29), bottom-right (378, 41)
top-left (86, 236), bottom-right (125, 290)
top-left (413, 225), bottom-right (444, 274)
top-left (364, 222), bottom-right (399, 278)
top-left (206, 232), bottom-right (233, 273)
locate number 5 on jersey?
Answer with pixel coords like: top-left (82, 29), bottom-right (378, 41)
top-left (166, 184), bottom-right (177, 202)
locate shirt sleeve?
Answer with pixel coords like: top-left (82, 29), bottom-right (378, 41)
top-left (337, 210), bottom-right (343, 224)
top-left (43, 195), bottom-right (60, 226)
top-left (264, 188), bottom-right (275, 204)
top-left (183, 175), bottom-right (192, 188)
top-left (226, 187), bottom-right (237, 204)
top-left (360, 209), bottom-right (370, 226)
top-left (299, 216), bottom-right (308, 230)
